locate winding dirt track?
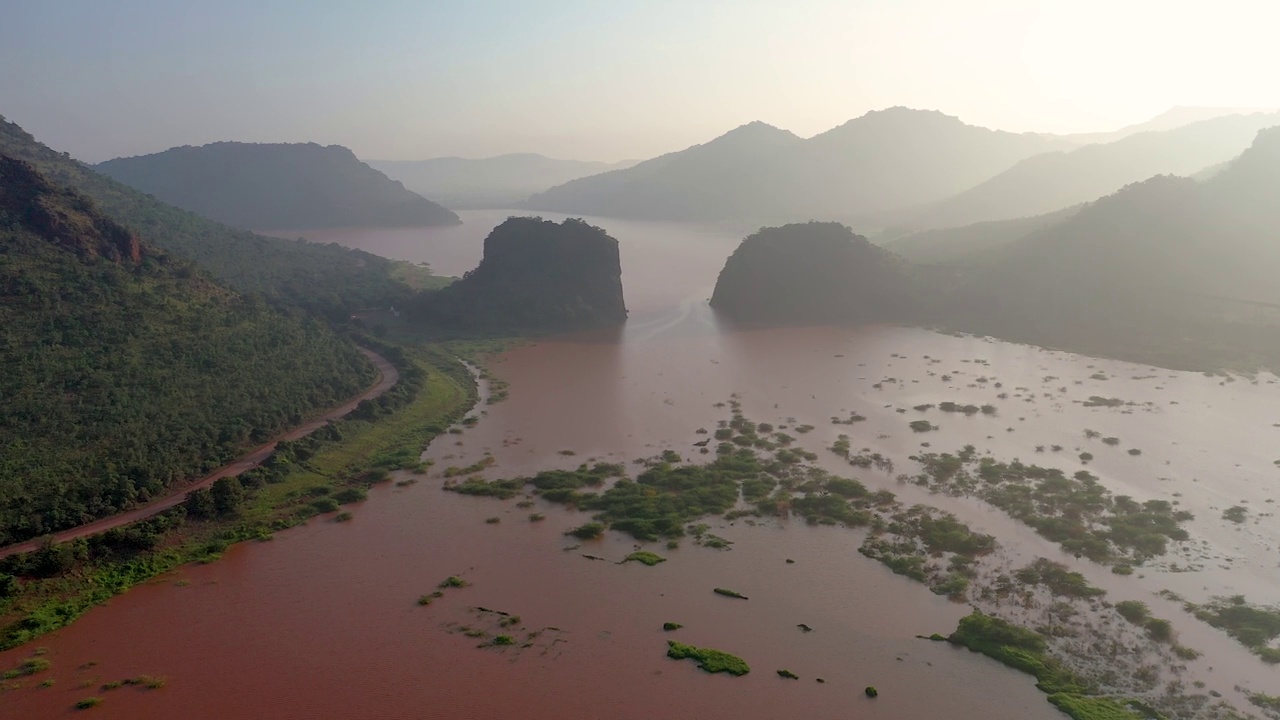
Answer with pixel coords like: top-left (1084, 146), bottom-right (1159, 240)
top-left (0, 348), bottom-right (399, 560)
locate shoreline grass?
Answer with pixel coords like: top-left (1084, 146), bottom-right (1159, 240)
top-left (0, 348), bottom-right (477, 651)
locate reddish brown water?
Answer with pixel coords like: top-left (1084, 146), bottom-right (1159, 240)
top-left (5, 212), bottom-right (1278, 718)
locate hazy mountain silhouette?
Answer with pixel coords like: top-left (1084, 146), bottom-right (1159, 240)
top-left (708, 128), bottom-right (1280, 370)
top-left (526, 121), bottom-right (803, 222)
top-left (98, 142), bottom-right (459, 230)
top-left (527, 109), bottom-right (1069, 223)
top-left (370, 154), bottom-right (636, 209)
top-left (884, 205), bottom-right (1083, 264)
top-left (935, 126), bottom-right (1280, 367)
top-left (887, 112), bottom-right (1280, 230)
top-left (1063, 106), bottom-right (1278, 145)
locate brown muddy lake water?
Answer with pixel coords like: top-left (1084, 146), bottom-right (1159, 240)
top-left (4, 212), bottom-right (1278, 718)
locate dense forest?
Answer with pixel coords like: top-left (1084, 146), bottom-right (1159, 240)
top-left (0, 155), bottom-right (376, 545)
top-left (412, 216), bottom-right (627, 334)
top-left (0, 116), bottom-right (436, 320)
top-left (97, 141), bottom-right (460, 230)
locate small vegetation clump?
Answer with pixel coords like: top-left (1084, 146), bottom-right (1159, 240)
top-left (662, 622), bottom-right (683, 631)
top-left (1083, 396), bottom-right (1126, 408)
top-left (3, 655), bottom-right (51, 678)
top-left (443, 477), bottom-right (524, 499)
top-left (566, 522), bottom-right (606, 539)
top-left (76, 697), bottom-right (104, 710)
top-left (623, 551), bottom-right (667, 566)
top-left (1222, 506), bottom-right (1248, 523)
top-left (1014, 559), bottom-right (1105, 599)
top-left (909, 420), bottom-right (936, 433)
top-left (438, 576), bottom-right (469, 589)
top-left (777, 669), bottom-right (799, 679)
top-left (713, 587), bottom-right (748, 600)
top-left (666, 640), bottom-right (750, 676)
top-left (865, 686), bottom-right (878, 698)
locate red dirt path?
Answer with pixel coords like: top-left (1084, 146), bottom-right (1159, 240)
top-left (0, 348), bottom-right (399, 559)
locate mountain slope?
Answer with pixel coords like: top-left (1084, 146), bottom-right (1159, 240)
top-left (936, 127), bottom-right (1280, 368)
top-left (527, 109), bottom-right (1069, 224)
top-left (370, 154), bottom-right (633, 209)
top-left (0, 155), bottom-right (376, 545)
top-left (892, 112), bottom-right (1280, 229)
top-left (98, 142), bottom-right (459, 230)
top-left (884, 205), bottom-right (1083, 264)
top-left (527, 121), bottom-right (804, 222)
top-left (0, 116), bottom-right (434, 318)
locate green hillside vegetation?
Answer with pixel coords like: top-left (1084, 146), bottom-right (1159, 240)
top-left (97, 141), bottom-right (459, 230)
top-left (0, 116), bottom-right (436, 319)
top-left (412, 216), bottom-right (627, 334)
top-left (0, 155), bottom-right (375, 545)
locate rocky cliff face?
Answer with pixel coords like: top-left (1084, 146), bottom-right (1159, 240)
top-left (0, 154), bottom-right (144, 263)
top-left (414, 216), bottom-right (627, 333)
top-left (710, 222), bottom-right (917, 324)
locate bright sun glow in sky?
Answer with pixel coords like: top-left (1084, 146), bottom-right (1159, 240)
top-left (3, 0), bottom-right (1278, 162)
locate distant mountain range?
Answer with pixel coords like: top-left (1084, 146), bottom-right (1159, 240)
top-left (970, 125), bottom-right (1280, 308)
top-left (1061, 106), bottom-right (1278, 145)
top-left (370, 154), bottom-right (635, 209)
top-left (97, 142), bottom-right (459, 230)
top-left (525, 108), bottom-right (1073, 224)
top-left (880, 111), bottom-right (1280, 230)
top-left (711, 126), bottom-right (1280, 371)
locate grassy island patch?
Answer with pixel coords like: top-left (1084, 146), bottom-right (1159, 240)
top-left (666, 640), bottom-right (749, 676)
top-left (947, 611), bottom-right (1155, 720)
top-left (623, 551), bottom-right (667, 566)
top-left (1185, 595), bottom-right (1280, 664)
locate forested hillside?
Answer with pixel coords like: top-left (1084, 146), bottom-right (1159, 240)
top-left (0, 116), bottom-right (434, 319)
top-left (0, 155), bottom-right (377, 545)
top-left (98, 142), bottom-right (460, 230)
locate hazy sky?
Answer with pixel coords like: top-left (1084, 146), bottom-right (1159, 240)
top-left (3, 0), bottom-right (1278, 163)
